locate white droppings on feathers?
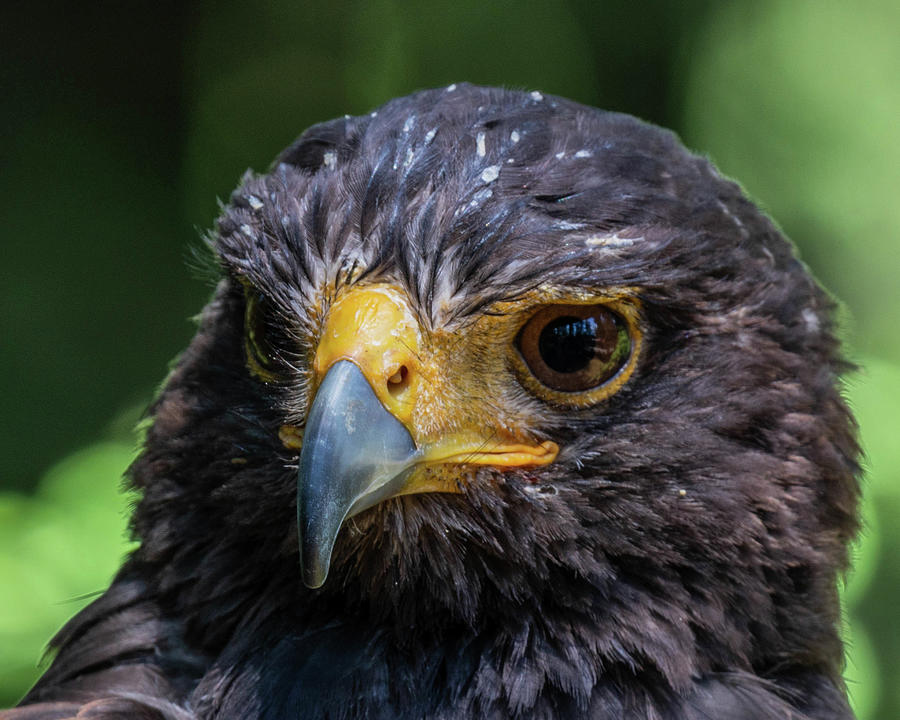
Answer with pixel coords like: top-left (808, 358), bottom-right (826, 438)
top-left (454, 188), bottom-right (494, 218)
top-left (584, 233), bottom-right (638, 249)
top-left (510, 130), bottom-right (520, 143)
top-left (523, 484), bottom-right (551, 497)
top-left (716, 199), bottom-right (749, 239)
top-left (574, 149), bottom-right (593, 158)
top-left (506, 158), bottom-right (515, 164)
top-left (481, 165), bottom-right (500, 183)
top-left (555, 220), bottom-right (585, 230)
top-left (247, 195), bottom-right (264, 211)
top-left (402, 115), bottom-right (415, 133)
top-left (468, 188), bottom-right (492, 210)
top-left (446, 83), bottom-right (457, 92)
top-left (530, 90), bottom-right (543, 101)
top-left (476, 132), bottom-right (486, 158)
top-left (403, 148), bottom-right (415, 168)
top-left (424, 128), bottom-right (437, 144)
top-left (239, 224), bottom-right (255, 238)
top-left (322, 151), bottom-right (337, 169)
top-left (370, 111), bottom-right (378, 118)
top-left (555, 151), bottom-right (566, 160)
top-left (802, 308), bottom-right (820, 333)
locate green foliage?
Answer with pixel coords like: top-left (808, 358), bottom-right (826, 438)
top-left (0, 444), bottom-right (136, 706)
top-left (843, 359), bottom-right (900, 719)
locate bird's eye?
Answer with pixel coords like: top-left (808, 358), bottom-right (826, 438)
top-left (244, 289), bottom-right (282, 382)
top-left (516, 304), bottom-right (632, 392)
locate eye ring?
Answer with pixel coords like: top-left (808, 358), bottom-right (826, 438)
top-left (515, 304), bottom-right (634, 394)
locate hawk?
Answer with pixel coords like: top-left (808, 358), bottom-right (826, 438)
top-left (3, 84), bottom-right (859, 719)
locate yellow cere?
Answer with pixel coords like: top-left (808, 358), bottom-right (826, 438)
top-left (313, 285), bottom-right (422, 427)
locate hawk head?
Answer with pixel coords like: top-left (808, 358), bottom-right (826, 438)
top-left (24, 84), bottom-right (859, 718)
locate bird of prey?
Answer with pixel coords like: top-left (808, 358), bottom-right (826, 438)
top-left (3, 84), bottom-right (860, 719)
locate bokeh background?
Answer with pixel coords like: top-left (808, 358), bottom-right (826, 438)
top-left (2, 0), bottom-right (898, 714)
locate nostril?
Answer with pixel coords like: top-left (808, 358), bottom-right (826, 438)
top-left (387, 365), bottom-right (410, 397)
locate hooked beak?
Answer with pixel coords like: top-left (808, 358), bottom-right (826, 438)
top-left (297, 360), bottom-right (418, 588)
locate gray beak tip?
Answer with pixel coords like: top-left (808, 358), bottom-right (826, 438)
top-left (299, 530), bottom-right (334, 588)
top-left (301, 566), bottom-right (328, 590)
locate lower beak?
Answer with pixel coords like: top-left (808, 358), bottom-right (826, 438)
top-left (297, 360), bottom-right (419, 588)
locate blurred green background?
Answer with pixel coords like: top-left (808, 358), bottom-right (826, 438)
top-left (2, 0), bottom-right (898, 714)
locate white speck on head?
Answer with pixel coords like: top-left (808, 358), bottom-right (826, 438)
top-left (802, 308), bottom-right (820, 333)
top-left (446, 83), bottom-right (457, 92)
top-left (344, 114), bottom-right (351, 120)
top-left (506, 158), bottom-right (515, 164)
top-left (555, 151), bottom-right (566, 160)
top-left (480, 164), bottom-right (500, 183)
top-left (715, 198), bottom-right (749, 239)
top-left (403, 147), bottom-right (415, 168)
top-left (472, 188), bottom-right (493, 204)
top-left (735, 330), bottom-right (753, 349)
top-left (574, 149), bottom-right (593, 158)
top-left (322, 151), bottom-right (337, 169)
top-left (584, 233), bottom-right (638, 249)
top-left (476, 131), bottom-right (486, 157)
top-left (246, 195), bottom-right (263, 211)
top-left (402, 115), bottom-right (415, 133)
top-left (424, 128), bottom-right (437, 144)
top-left (510, 130), bottom-right (520, 143)
top-left (370, 111), bottom-right (378, 118)
top-left (530, 90), bottom-right (543, 101)
top-left (456, 188), bottom-right (493, 217)
top-left (678, 489), bottom-right (687, 498)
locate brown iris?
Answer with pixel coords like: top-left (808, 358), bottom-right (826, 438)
top-left (516, 304), bottom-right (632, 392)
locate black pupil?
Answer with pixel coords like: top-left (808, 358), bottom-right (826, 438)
top-left (538, 316), bottom-right (598, 373)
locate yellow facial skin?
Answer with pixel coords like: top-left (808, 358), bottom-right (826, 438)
top-left (279, 283), bottom-right (642, 498)
top-left (309, 286), bottom-right (557, 494)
